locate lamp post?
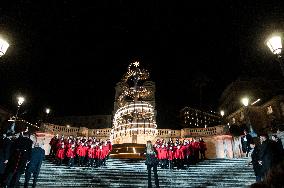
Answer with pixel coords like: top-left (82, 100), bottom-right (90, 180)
top-left (15, 96), bottom-right (25, 120)
top-left (8, 96), bottom-right (25, 134)
top-left (0, 37), bottom-right (9, 57)
top-left (241, 97), bottom-right (257, 137)
top-left (45, 108), bottom-right (51, 123)
top-left (45, 108), bottom-right (50, 115)
top-left (220, 110), bottom-right (225, 124)
top-left (220, 110), bottom-right (225, 117)
top-left (266, 34), bottom-right (284, 76)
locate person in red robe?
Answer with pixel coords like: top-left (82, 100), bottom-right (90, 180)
top-left (56, 142), bottom-right (65, 166)
top-left (76, 142), bottom-right (87, 167)
top-left (66, 144), bottom-right (76, 167)
top-left (87, 144), bottom-right (96, 167)
top-left (167, 145), bottom-right (174, 169)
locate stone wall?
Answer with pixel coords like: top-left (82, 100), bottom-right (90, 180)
top-left (38, 123), bottom-right (250, 159)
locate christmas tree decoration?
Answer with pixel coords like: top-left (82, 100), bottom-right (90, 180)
top-left (111, 61), bottom-right (157, 144)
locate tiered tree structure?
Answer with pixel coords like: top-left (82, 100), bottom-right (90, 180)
top-left (111, 61), bottom-right (157, 144)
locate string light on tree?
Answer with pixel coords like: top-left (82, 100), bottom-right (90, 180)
top-left (111, 61), bottom-right (157, 144)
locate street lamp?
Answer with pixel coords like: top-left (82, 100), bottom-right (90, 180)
top-left (0, 37), bottom-right (9, 57)
top-left (241, 97), bottom-right (257, 137)
top-left (15, 96), bottom-right (25, 119)
top-left (220, 110), bottom-right (225, 117)
top-left (44, 107), bottom-right (51, 123)
top-left (8, 96), bottom-right (25, 134)
top-left (220, 110), bottom-right (225, 124)
top-left (45, 108), bottom-right (50, 115)
top-left (265, 34), bottom-right (284, 76)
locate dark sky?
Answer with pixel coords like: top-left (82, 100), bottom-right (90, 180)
top-left (0, 1), bottom-right (284, 128)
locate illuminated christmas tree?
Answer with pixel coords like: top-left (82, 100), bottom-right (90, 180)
top-left (111, 61), bottom-right (157, 144)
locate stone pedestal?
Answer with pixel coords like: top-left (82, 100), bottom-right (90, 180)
top-left (35, 132), bottom-right (54, 155)
top-left (203, 135), bottom-right (234, 159)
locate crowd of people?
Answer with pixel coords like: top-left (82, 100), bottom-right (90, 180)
top-left (2, 127), bottom-right (283, 188)
top-left (0, 130), bottom-right (44, 188)
top-left (145, 137), bottom-right (207, 188)
top-left (242, 130), bottom-right (284, 185)
top-left (48, 134), bottom-right (112, 168)
top-left (151, 137), bottom-right (207, 170)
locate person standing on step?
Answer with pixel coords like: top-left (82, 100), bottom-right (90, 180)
top-left (145, 140), bottom-right (160, 188)
top-left (249, 142), bottom-right (262, 182)
top-left (0, 133), bottom-right (13, 185)
top-left (24, 142), bottom-right (45, 188)
top-left (241, 129), bottom-right (253, 157)
top-left (49, 134), bottom-right (59, 159)
top-left (199, 138), bottom-right (207, 161)
top-left (258, 133), bottom-right (278, 180)
top-left (56, 142), bottom-right (65, 166)
top-left (66, 143), bottom-right (76, 168)
top-left (271, 135), bottom-right (284, 164)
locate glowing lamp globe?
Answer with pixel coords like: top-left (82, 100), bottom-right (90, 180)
top-left (266, 35), bottom-right (282, 56)
top-left (17, 96), bottom-right (25, 106)
top-left (220, 110), bottom-right (225, 117)
top-left (241, 97), bottom-right (249, 107)
top-left (46, 108), bottom-right (51, 114)
top-left (0, 37), bottom-right (9, 57)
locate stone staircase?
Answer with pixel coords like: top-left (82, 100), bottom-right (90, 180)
top-left (20, 157), bottom-right (256, 188)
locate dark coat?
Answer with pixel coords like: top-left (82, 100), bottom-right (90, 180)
top-left (258, 139), bottom-right (277, 176)
top-left (26, 147), bottom-right (45, 174)
top-left (241, 133), bottom-right (253, 153)
top-left (0, 137), bottom-right (13, 174)
top-left (145, 148), bottom-right (159, 166)
top-left (251, 146), bottom-right (261, 176)
top-left (5, 136), bottom-right (33, 174)
top-left (274, 139), bottom-right (284, 163)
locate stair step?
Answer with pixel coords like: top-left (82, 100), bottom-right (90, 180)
top-left (19, 158), bottom-right (256, 187)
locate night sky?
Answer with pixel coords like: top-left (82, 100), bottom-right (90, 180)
top-left (0, 1), bottom-right (284, 128)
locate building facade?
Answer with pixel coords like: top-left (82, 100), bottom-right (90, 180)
top-left (225, 95), bottom-right (284, 133)
top-left (180, 106), bottom-right (221, 128)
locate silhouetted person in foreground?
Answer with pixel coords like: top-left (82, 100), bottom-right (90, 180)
top-left (250, 160), bottom-right (284, 188)
top-left (24, 142), bottom-right (45, 188)
top-left (250, 142), bottom-right (262, 182)
top-left (0, 133), bottom-right (13, 185)
top-left (271, 135), bottom-right (284, 163)
top-left (3, 132), bottom-right (33, 188)
top-left (258, 133), bottom-right (278, 181)
top-left (145, 140), bottom-right (160, 188)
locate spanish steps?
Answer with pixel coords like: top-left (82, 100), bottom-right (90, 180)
top-left (20, 157), bottom-right (256, 188)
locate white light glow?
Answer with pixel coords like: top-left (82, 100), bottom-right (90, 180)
top-left (251, 98), bottom-right (260, 105)
top-left (17, 96), bottom-right (25, 106)
top-left (266, 35), bottom-right (282, 55)
top-left (241, 97), bottom-right (249, 107)
top-left (0, 37), bottom-right (9, 57)
top-left (220, 110), bottom-right (225, 117)
top-left (45, 108), bottom-right (50, 114)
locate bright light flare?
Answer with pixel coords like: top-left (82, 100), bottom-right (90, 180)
top-left (0, 37), bottom-right (9, 57)
top-left (241, 97), bottom-right (249, 107)
top-left (251, 99), bottom-right (261, 106)
top-left (17, 96), bottom-right (25, 106)
top-left (266, 35), bottom-right (282, 55)
top-left (45, 108), bottom-right (51, 114)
